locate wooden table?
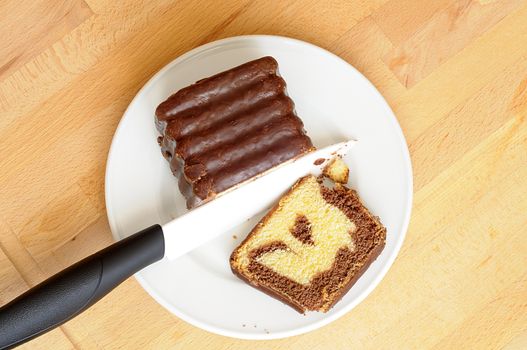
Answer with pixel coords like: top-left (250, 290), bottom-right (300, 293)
top-left (1, 0), bottom-right (526, 348)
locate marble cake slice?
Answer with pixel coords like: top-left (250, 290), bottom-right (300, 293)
top-left (155, 56), bottom-right (314, 208)
top-left (230, 170), bottom-right (386, 313)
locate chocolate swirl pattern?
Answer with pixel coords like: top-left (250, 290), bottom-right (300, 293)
top-left (245, 177), bottom-right (356, 285)
top-left (230, 175), bottom-right (386, 313)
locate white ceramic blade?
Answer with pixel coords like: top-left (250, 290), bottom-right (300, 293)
top-left (162, 140), bottom-right (355, 260)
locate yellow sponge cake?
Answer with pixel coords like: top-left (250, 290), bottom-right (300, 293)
top-left (230, 160), bottom-right (386, 313)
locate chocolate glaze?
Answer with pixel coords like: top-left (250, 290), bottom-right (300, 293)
top-left (183, 117), bottom-right (305, 181)
top-left (159, 75), bottom-right (286, 137)
top-left (175, 95), bottom-right (294, 159)
top-left (155, 56), bottom-right (314, 208)
top-left (179, 134), bottom-right (312, 206)
top-left (156, 57), bottom-right (278, 121)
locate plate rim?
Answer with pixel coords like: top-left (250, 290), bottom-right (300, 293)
top-left (104, 34), bottom-right (413, 340)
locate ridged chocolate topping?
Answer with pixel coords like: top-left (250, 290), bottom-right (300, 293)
top-left (155, 56), bottom-right (314, 208)
top-left (160, 75), bottom-right (286, 137)
top-left (183, 116), bottom-right (306, 181)
top-left (189, 134), bottom-right (312, 200)
top-left (174, 95), bottom-right (294, 159)
top-left (156, 56), bottom-right (278, 121)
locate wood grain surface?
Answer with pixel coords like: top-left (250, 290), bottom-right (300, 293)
top-left (0, 1), bottom-right (526, 348)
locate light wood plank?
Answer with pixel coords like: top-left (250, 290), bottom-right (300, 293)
top-left (372, 0), bottom-right (456, 46)
top-left (0, 221), bottom-right (76, 349)
top-left (383, 0), bottom-right (524, 87)
top-left (431, 272), bottom-right (527, 349)
top-left (203, 0), bottom-right (389, 47)
top-left (0, 0), bottom-right (93, 80)
top-left (409, 57), bottom-right (527, 190)
top-left (0, 0), bottom-right (526, 348)
top-left (392, 2), bottom-right (527, 143)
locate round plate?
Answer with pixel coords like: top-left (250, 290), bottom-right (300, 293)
top-left (105, 35), bottom-right (412, 339)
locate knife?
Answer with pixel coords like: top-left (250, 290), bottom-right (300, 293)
top-left (0, 140), bottom-right (355, 349)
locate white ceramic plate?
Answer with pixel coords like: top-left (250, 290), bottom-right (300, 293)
top-left (105, 35), bottom-right (413, 339)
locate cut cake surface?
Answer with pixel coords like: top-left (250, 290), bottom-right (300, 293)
top-left (230, 171), bottom-right (386, 313)
top-left (155, 56), bottom-right (314, 208)
top-left (323, 156), bottom-right (349, 184)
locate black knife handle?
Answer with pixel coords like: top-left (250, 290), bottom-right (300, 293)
top-left (0, 224), bottom-right (165, 350)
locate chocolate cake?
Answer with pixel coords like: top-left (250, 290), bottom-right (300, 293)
top-left (155, 56), bottom-right (314, 208)
top-left (230, 160), bottom-right (386, 313)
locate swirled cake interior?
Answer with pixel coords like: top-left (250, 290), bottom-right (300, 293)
top-left (230, 161), bottom-right (386, 313)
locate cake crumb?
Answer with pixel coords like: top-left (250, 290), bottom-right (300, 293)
top-left (322, 156), bottom-right (349, 184)
top-left (233, 235), bottom-right (238, 239)
top-left (314, 158), bottom-right (325, 165)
